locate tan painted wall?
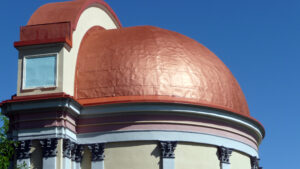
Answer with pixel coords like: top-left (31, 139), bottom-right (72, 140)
top-left (81, 146), bottom-right (91, 169)
top-left (105, 141), bottom-right (160, 169)
top-left (231, 151), bottom-right (251, 169)
top-left (63, 6), bottom-right (118, 96)
top-left (175, 143), bottom-right (220, 169)
top-left (30, 140), bottom-right (42, 169)
top-left (27, 140), bottom-right (252, 169)
top-left (56, 139), bottom-right (62, 169)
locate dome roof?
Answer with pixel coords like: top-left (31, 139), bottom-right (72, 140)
top-left (27, 0), bottom-right (121, 29)
top-left (75, 26), bottom-right (251, 117)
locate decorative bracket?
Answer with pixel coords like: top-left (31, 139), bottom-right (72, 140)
top-left (159, 141), bottom-right (177, 158)
top-left (88, 143), bottom-right (105, 161)
top-left (217, 146), bottom-right (232, 164)
top-left (63, 139), bottom-right (76, 159)
top-left (40, 138), bottom-right (58, 158)
top-left (16, 140), bottom-right (32, 159)
top-left (74, 145), bottom-right (84, 162)
top-left (251, 156), bottom-right (260, 169)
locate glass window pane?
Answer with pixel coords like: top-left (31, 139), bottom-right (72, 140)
top-left (24, 55), bottom-right (57, 89)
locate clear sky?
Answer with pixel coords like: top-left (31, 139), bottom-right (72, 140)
top-left (0, 0), bottom-right (299, 168)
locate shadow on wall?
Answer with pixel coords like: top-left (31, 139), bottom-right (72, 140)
top-left (150, 143), bottom-right (162, 169)
top-left (30, 140), bottom-right (43, 169)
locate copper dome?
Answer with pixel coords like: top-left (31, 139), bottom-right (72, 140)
top-left (27, 0), bottom-right (121, 29)
top-left (75, 26), bottom-right (250, 117)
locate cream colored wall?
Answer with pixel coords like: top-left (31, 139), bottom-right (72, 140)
top-left (56, 139), bottom-right (63, 169)
top-left (105, 142), bottom-right (160, 169)
top-left (29, 139), bottom-right (62, 169)
top-left (30, 140), bottom-right (42, 169)
top-left (175, 143), bottom-right (220, 169)
top-left (81, 146), bottom-right (92, 169)
top-left (230, 151), bottom-right (251, 169)
top-left (63, 6), bottom-right (119, 96)
top-left (27, 140), bottom-right (252, 169)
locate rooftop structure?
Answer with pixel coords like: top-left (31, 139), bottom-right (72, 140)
top-left (1, 0), bottom-right (264, 169)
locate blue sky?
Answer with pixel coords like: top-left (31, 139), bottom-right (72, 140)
top-left (1, 0), bottom-right (300, 168)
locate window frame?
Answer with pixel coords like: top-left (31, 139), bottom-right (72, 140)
top-left (22, 53), bottom-right (58, 90)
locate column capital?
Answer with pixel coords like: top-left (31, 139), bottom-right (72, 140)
top-left (40, 138), bottom-right (58, 158)
top-left (217, 146), bottom-right (232, 164)
top-left (74, 145), bottom-right (84, 162)
top-left (88, 143), bottom-right (105, 161)
top-left (63, 139), bottom-right (76, 159)
top-left (16, 140), bottom-right (32, 159)
top-left (250, 156), bottom-right (260, 169)
top-left (159, 141), bottom-right (177, 158)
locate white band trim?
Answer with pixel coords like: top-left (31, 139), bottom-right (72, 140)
top-left (14, 127), bottom-right (259, 157)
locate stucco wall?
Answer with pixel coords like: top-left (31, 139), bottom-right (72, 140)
top-left (175, 143), bottom-right (220, 169)
top-left (64, 6), bottom-right (118, 96)
top-left (27, 140), bottom-right (254, 169)
top-left (105, 141), bottom-right (160, 169)
top-left (230, 151), bottom-right (251, 169)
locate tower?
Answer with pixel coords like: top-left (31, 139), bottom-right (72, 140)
top-left (0, 0), bottom-right (265, 169)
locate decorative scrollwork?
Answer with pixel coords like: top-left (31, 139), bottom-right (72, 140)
top-left (16, 140), bottom-right (32, 159)
top-left (217, 146), bottom-right (232, 164)
top-left (74, 145), bottom-right (84, 162)
top-left (40, 138), bottom-right (58, 158)
top-left (63, 139), bottom-right (76, 159)
top-left (159, 141), bottom-right (177, 158)
top-left (88, 143), bottom-right (105, 161)
top-left (251, 156), bottom-right (260, 169)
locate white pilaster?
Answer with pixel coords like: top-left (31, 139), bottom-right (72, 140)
top-left (43, 157), bottom-right (57, 169)
top-left (218, 146), bottom-right (232, 169)
top-left (16, 140), bottom-right (31, 169)
top-left (160, 141), bottom-right (177, 169)
top-left (63, 157), bottom-right (72, 169)
top-left (74, 144), bottom-right (84, 169)
top-left (17, 159), bottom-right (30, 168)
top-left (221, 163), bottom-right (231, 169)
top-left (88, 143), bottom-right (105, 169)
top-left (91, 161), bottom-right (104, 169)
top-left (40, 138), bottom-right (58, 169)
top-left (75, 162), bottom-right (81, 169)
top-left (162, 158), bottom-right (175, 169)
top-left (72, 160), bottom-right (77, 169)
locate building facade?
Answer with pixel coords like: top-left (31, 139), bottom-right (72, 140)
top-left (0, 0), bottom-right (264, 169)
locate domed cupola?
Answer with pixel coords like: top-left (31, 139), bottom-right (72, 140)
top-left (75, 25), bottom-right (251, 117)
top-left (1, 0), bottom-right (264, 169)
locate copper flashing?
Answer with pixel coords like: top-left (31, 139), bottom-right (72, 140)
top-left (15, 0), bottom-right (121, 48)
top-left (14, 22), bottom-right (72, 48)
